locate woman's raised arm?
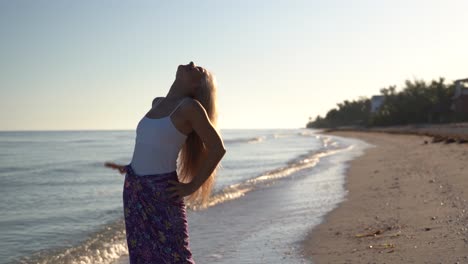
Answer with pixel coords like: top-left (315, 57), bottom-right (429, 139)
top-left (167, 98), bottom-right (226, 198)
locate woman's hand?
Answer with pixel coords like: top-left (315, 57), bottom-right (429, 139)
top-left (166, 181), bottom-right (198, 199)
top-left (104, 161), bottom-right (127, 175)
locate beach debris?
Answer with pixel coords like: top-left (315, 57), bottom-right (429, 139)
top-left (430, 134), bottom-right (468, 144)
top-left (355, 229), bottom-right (383, 238)
top-left (386, 231), bottom-right (401, 238)
top-left (444, 138), bottom-right (456, 144)
top-left (368, 243), bottom-right (395, 249)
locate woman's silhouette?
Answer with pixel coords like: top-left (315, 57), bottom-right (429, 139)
top-left (105, 61), bottom-right (226, 263)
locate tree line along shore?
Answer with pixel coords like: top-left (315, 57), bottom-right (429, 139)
top-left (307, 77), bottom-right (468, 143)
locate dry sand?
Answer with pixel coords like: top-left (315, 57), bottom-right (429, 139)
top-left (302, 131), bottom-right (468, 264)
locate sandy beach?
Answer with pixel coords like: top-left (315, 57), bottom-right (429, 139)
top-left (303, 131), bottom-right (468, 263)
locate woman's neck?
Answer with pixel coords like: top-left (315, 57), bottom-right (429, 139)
top-left (165, 80), bottom-right (192, 100)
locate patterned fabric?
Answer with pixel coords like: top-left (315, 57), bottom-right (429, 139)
top-left (123, 164), bottom-right (195, 264)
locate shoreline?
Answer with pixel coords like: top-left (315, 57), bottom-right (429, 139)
top-left (302, 131), bottom-right (468, 263)
top-left (323, 122), bottom-right (468, 144)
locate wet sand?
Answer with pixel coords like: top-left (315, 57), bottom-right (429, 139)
top-left (302, 131), bottom-right (468, 263)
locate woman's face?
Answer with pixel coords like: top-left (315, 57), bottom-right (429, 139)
top-left (176, 61), bottom-right (206, 88)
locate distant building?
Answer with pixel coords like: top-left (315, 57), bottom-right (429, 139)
top-left (370, 95), bottom-right (385, 113)
top-left (451, 78), bottom-right (468, 113)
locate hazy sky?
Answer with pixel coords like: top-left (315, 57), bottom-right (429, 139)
top-left (1, 0), bottom-right (467, 130)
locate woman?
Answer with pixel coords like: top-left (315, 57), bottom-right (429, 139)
top-left (105, 61), bottom-right (226, 263)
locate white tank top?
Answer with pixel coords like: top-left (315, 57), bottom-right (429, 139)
top-left (129, 97), bottom-right (188, 175)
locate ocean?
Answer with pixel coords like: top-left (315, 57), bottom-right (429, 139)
top-left (0, 128), bottom-right (370, 264)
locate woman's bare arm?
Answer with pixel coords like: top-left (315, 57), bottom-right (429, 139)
top-left (167, 99), bottom-right (226, 198)
top-left (186, 99), bottom-right (226, 189)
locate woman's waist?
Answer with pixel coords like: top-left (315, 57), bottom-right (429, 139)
top-left (127, 160), bottom-right (178, 175)
top-left (124, 164), bottom-right (183, 204)
top-left (125, 164), bottom-right (178, 180)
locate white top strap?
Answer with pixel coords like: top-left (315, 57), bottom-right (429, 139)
top-left (169, 98), bottom-right (188, 117)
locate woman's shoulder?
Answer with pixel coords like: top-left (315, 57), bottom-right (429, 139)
top-left (152, 97), bottom-right (164, 107)
top-left (179, 98), bottom-right (209, 119)
top-left (152, 96), bottom-right (164, 101)
top-left (151, 96), bottom-right (203, 112)
top-left (180, 97), bottom-right (203, 110)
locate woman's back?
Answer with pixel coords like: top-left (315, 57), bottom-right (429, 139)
top-left (129, 97), bottom-right (188, 175)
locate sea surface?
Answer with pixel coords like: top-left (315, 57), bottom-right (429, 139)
top-left (0, 128), bottom-right (370, 264)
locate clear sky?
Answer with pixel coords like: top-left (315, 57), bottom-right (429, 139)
top-left (1, 0), bottom-right (467, 130)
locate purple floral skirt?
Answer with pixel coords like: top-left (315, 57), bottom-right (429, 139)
top-left (123, 164), bottom-right (195, 264)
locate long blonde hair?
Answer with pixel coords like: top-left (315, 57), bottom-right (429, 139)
top-left (177, 70), bottom-right (220, 207)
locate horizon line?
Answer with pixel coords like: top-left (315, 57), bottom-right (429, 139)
top-left (0, 127), bottom-right (309, 132)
